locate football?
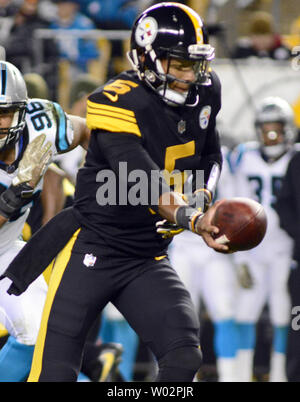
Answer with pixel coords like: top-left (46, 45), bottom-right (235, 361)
top-left (211, 197), bottom-right (267, 252)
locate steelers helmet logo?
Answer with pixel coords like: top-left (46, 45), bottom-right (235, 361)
top-left (135, 17), bottom-right (158, 47)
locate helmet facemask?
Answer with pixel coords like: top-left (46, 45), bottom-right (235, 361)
top-left (255, 97), bottom-right (297, 161)
top-left (0, 61), bottom-right (28, 151)
top-left (128, 43), bottom-right (215, 106)
top-left (0, 105), bottom-right (27, 151)
top-left (256, 122), bottom-right (287, 160)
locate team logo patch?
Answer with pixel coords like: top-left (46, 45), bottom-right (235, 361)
top-left (199, 105), bottom-right (211, 129)
top-left (83, 253), bottom-right (97, 268)
top-left (135, 17), bottom-right (158, 47)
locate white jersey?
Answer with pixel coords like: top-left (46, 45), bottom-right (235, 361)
top-left (0, 98), bottom-right (74, 256)
top-left (230, 141), bottom-right (294, 259)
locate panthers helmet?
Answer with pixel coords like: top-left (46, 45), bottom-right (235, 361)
top-left (0, 61), bottom-right (28, 151)
top-left (255, 96), bottom-right (297, 159)
top-left (127, 2), bottom-right (215, 106)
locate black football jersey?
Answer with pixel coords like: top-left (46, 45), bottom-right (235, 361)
top-left (73, 70), bottom-right (222, 258)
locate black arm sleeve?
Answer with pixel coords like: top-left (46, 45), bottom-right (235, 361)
top-left (198, 71), bottom-right (223, 186)
top-left (0, 207), bottom-right (80, 295)
top-left (96, 131), bottom-right (171, 212)
top-left (276, 152), bottom-right (300, 241)
top-left (198, 126), bottom-right (223, 186)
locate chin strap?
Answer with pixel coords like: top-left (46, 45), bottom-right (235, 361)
top-left (262, 143), bottom-right (287, 159)
top-left (157, 86), bottom-right (188, 106)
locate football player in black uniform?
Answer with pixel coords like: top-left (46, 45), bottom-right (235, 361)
top-left (9, 2), bottom-right (229, 382)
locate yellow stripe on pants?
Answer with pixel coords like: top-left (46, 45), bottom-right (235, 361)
top-left (28, 229), bottom-right (80, 382)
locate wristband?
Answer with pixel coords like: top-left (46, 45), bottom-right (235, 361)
top-left (189, 188), bottom-right (212, 211)
top-left (175, 205), bottom-right (203, 233)
top-left (0, 183), bottom-right (34, 219)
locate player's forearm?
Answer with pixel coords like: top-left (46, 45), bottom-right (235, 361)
top-left (68, 115), bottom-right (90, 151)
top-left (158, 192), bottom-right (188, 223)
top-left (41, 168), bottom-right (66, 226)
top-left (184, 162), bottom-right (220, 212)
top-left (0, 215), bottom-right (8, 228)
top-left (158, 192), bottom-right (229, 253)
top-left (158, 192), bottom-right (205, 234)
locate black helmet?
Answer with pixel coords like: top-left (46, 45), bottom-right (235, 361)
top-left (127, 2), bottom-right (215, 106)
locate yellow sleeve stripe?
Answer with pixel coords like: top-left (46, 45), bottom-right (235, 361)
top-left (87, 100), bottom-right (135, 117)
top-left (87, 100), bottom-right (141, 137)
top-left (87, 108), bottom-right (137, 124)
top-left (87, 113), bottom-right (141, 137)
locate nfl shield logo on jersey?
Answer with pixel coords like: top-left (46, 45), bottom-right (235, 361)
top-left (178, 120), bottom-right (186, 135)
top-left (83, 253), bottom-right (97, 268)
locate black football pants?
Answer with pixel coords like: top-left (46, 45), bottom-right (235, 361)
top-left (28, 232), bottom-right (201, 382)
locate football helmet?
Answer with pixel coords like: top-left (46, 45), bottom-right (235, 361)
top-left (127, 2), bottom-right (215, 106)
top-left (0, 61), bottom-right (28, 151)
top-left (255, 96), bottom-right (297, 159)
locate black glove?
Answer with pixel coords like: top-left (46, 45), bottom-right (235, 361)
top-left (0, 183), bottom-right (34, 219)
top-left (0, 133), bottom-right (52, 220)
top-left (0, 274), bottom-right (21, 295)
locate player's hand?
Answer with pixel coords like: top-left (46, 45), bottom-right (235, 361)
top-left (236, 263), bottom-right (254, 289)
top-left (0, 134), bottom-right (53, 220)
top-left (156, 219), bottom-right (184, 239)
top-left (187, 188), bottom-right (212, 212)
top-left (12, 134), bottom-right (52, 188)
top-left (194, 201), bottom-right (230, 253)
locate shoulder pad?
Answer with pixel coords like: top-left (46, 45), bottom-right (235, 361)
top-left (209, 70), bottom-right (221, 93)
top-left (230, 141), bottom-right (260, 172)
top-left (87, 76), bottom-right (144, 137)
top-left (27, 98), bottom-right (52, 110)
top-left (203, 70), bottom-right (221, 112)
top-left (89, 75), bottom-right (141, 107)
top-left (26, 98), bottom-right (73, 153)
top-left (292, 142), bottom-right (300, 153)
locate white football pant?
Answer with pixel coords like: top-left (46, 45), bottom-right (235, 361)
top-left (0, 240), bottom-right (47, 345)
